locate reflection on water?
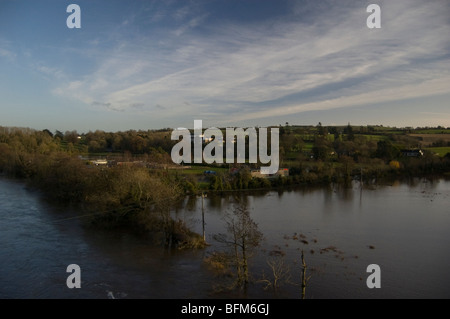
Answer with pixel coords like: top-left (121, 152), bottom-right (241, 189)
top-left (1, 177), bottom-right (450, 298)
top-left (176, 179), bottom-right (450, 299)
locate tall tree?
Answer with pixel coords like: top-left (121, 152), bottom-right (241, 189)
top-left (345, 123), bottom-right (355, 141)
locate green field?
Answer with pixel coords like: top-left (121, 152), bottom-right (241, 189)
top-left (425, 147), bottom-right (450, 157)
top-left (362, 134), bottom-right (388, 141)
top-left (171, 166), bottom-right (229, 175)
top-left (413, 129), bottom-right (450, 134)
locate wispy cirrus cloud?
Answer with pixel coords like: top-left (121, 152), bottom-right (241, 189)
top-left (49, 0), bottom-right (450, 127)
top-left (0, 48), bottom-right (15, 61)
top-left (0, 38), bottom-right (16, 62)
top-left (174, 13), bottom-right (210, 37)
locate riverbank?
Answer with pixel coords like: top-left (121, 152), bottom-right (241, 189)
top-left (0, 151), bottom-right (206, 250)
top-left (1, 126), bottom-right (449, 251)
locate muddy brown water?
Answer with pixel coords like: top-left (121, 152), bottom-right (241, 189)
top-left (1, 177), bottom-right (449, 298)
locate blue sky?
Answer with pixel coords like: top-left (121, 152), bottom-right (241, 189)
top-left (0, 0), bottom-right (449, 132)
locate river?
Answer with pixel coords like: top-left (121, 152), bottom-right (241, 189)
top-left (1, 177), bottom-right (449, 299)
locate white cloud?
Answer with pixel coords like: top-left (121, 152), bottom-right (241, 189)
top-left (34, 64), bottom-right (65, 80)
top-left (230, 75), bottom-right (450, 122)
top-left (0, 48), bottom-right (15, 61)
top-left (49, 0), bottom-right (450, 126)
top-left (173, 13), bottom-right (209, 36)
top-left (0, 38), bottom-right (16, 61)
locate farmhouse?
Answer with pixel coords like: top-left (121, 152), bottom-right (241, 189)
top-left (401, 149), bottom-right (424, 157)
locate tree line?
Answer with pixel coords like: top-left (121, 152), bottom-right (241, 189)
top-left (181, 124), bottom-right (450, 193)
top-left (0, 126), bottom-right (204, 249)
top-left (1, 125), bottom-right (449, 195)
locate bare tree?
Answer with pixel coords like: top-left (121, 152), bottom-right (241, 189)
top-left (259, 255), bottom-right (291, 293)
top-left (214, 201), bottom-right (263, 291)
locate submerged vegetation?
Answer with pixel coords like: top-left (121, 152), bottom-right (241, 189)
top-left (0, 127), bottom-right (204, 249)
top-left (212, 200), bottom-right (263, 291)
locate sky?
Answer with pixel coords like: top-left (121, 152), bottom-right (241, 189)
top-left (0, 0), bottom-right (449, 133)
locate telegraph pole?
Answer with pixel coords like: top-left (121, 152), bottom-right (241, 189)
top-left (201, 192), bottom-right (206, 242)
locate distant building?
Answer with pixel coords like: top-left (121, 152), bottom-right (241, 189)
top-left (191, 134), bottom-right (214, 143)
top-left (251, 168), bottom-right (289, 178)
top-left (91, 159), bottom-right (108, 166)
top-left (401, 149), bottom-right (423, 157)
top-left (277, 168), bottom-right (289, 177)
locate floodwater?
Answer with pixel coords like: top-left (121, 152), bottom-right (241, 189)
top-left (1, 177), bottom-right (449, 299)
